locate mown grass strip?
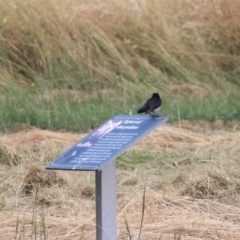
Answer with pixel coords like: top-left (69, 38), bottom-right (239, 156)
top-left (1, 90), bottom-right (240, 133)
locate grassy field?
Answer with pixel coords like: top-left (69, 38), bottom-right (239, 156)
top-left (1, 0), bottom-right (240, 132)
top-left (1, 0), bottom-right (240, 239)
top-left (0, 124), bottom-right (240, 239)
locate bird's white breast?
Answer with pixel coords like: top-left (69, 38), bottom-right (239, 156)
top-left (153, 106), bottom-right (161, 112)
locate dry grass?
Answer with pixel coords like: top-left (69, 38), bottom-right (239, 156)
top-left (1, 0), bottom-right (240, 92)
top-left (0, 144), bottom-right (20, 166)
top-left (0, 122), bottom-right (240, 239)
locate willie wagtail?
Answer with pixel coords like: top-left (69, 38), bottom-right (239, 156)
top-left (137, 93), bottom-right (162, 117)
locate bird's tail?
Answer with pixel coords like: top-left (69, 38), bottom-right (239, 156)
top-left (137, 106), bottom-right (147, 113)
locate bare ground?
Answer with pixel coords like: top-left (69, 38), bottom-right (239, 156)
top-left (0, 121), bottom-right (240, 239)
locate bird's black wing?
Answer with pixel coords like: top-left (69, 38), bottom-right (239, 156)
top-left (137, 101), bottom-right (150, 113)
top-left (148, 98), bottom-right (160, 112)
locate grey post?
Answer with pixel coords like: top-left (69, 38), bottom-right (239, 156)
top-left (95, 159), bottom-right (117, 240)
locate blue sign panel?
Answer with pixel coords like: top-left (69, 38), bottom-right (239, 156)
top-left (46, 115), bottom-right (169, 171)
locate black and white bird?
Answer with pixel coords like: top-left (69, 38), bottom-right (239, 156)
top-left (137, 93), bottom-right (162, 117)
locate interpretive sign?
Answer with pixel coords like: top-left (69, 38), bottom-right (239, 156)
top-left (46, 115), bottom-right (169, 171)
top-left (46, 114), bottom-right (168, 240)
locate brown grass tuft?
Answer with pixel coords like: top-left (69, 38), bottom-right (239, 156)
top-left (80, 185), bottom-right (95, 199)
top-left (0, 128), bottom-right (83, 149)
top-left (182, 172), bottom-right (240, 205)
top-left (0, 145), bottom-right (21, 166)
top-left (22, 166), bottom-right (65, 195)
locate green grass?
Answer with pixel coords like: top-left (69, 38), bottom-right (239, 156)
top-left (0, 88), bottom-right (137, 132)
top-left (165, 93), bottom-right (240, 122)
top-left (117, 150), bottom-right (191, 171)
top-left (1, 88), bottom-right (240, 133)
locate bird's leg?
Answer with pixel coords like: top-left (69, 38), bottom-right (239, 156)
top-left (150, 112), bottom-right (159, 118)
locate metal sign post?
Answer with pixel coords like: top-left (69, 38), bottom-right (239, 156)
top-left (46, 115), bottom-right (169, 240)
top-left (95, 160), bottom-right (117, 240)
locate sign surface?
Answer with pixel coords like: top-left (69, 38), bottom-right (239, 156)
top-left (46, 115), bottom-right (169, 171)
